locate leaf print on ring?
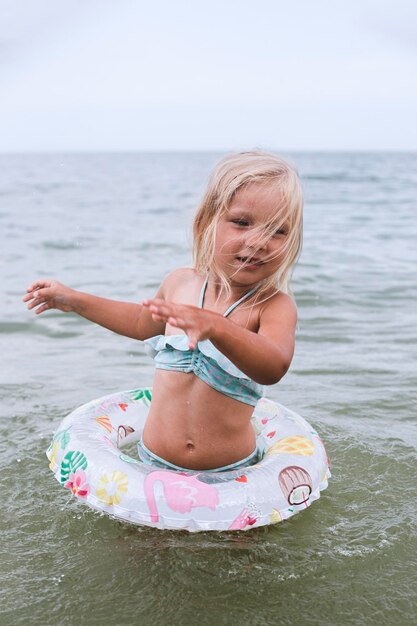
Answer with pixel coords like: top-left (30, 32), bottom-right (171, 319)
top-left (48, 427), bottom-right (71, 453)
top-left (48, 441), bottom-right (59, 470)
top-left (131, 388), bottom-right (152, 406)
top-left (60, 451), bottom-right (88, 485)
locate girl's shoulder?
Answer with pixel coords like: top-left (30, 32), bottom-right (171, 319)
top-left (160, 268), bottom-right (201, 301)
top-left (258, 289), bottom-right (298, 325)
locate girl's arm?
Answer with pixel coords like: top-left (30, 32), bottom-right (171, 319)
top-left (23, 279), bottom-right (166, 340)
top-left (141, 293), bottom-right (297, 384)
top-left (210, 295), bottom-right (297, 384)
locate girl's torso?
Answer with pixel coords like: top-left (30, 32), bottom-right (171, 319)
top-left (142, 269), bottom-right (266, 470)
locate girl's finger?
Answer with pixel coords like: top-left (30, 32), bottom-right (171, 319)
top-left (26, 289), bottom-right (48, 309)
top-left (26, 280), bottom-right (50, 293)
top-left (23, 288), bottom-right (38, 300)
top-left (144, 299), bottom-right (188, 321)
top-left (167, 316), bottom-right (187, 328)
top-left (187, 331), bottom-right (200, 350)
top-left (150, 304), bottom-right (174, 318)
top-left (27, 298), bottom-right (44, 310)
top-left (23, 288), bottom-right (43, 303)
top-left (188, 337), bottom-right (197, 350)
top-left (143, 298), bottom-right (166, 307)
top-left (35, 303), bottom-right (49, 315)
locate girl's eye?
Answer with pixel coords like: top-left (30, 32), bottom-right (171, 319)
top-left (274, 229), bottom-right (287, 237)
top-left (232, 219), bottom-right (249, 227)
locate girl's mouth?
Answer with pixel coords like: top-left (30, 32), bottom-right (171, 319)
top-left (236, 256), bottom-right (263, 268)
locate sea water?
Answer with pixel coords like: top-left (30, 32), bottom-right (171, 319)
top-left (0, 152), bottom-right (416, 625)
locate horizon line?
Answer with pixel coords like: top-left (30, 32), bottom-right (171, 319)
top-left (1, 148), bottom-right (416, 155)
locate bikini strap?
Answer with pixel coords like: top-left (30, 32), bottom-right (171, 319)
top-left (198, 276), bottom-right (259, 317)
top-left (198, 277), bottom-right (209, 308)
top-left (223, 285), bottom-right (259, 317)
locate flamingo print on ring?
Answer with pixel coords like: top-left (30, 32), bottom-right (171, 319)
top-left (144, 471), bottom-right (220, 523)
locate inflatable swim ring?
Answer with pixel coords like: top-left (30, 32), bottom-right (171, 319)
top-left (47, 388), bottom-right (331, 532)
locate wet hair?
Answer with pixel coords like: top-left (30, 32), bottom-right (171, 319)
top-left (192, 150), bottom-right (303, 302)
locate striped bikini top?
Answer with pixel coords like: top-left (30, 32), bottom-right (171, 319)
top-left (144, 277), bottom-right (264, 406)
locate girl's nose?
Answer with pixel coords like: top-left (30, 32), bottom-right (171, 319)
top-left (245, 231), bottom-right (267, 250)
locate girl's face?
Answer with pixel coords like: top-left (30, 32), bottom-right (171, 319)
top-left (214, 182), bottom-right (289, 286)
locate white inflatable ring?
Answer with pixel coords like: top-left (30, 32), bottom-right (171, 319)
top-left (47, 388), bottom-right (331, 532)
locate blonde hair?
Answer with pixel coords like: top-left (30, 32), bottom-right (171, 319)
top-left (192, 150), bottom-right (303, 303)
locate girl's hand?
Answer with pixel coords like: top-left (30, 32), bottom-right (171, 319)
top-left (141, 298), bottom-right (218, 350)
top-left (23, 279), bottom-right (77, 315)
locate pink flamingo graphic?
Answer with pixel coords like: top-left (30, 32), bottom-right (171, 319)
top-left (228, 508), bottom-right (258, 530)
top-left (144, 471), bottom-right (219, 523)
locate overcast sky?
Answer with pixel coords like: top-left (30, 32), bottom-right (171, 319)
top-left (1, 0), bottom-right (416, 152)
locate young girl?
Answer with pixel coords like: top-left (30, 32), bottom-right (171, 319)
top-left (23, 151), bottom-right (303, 473)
